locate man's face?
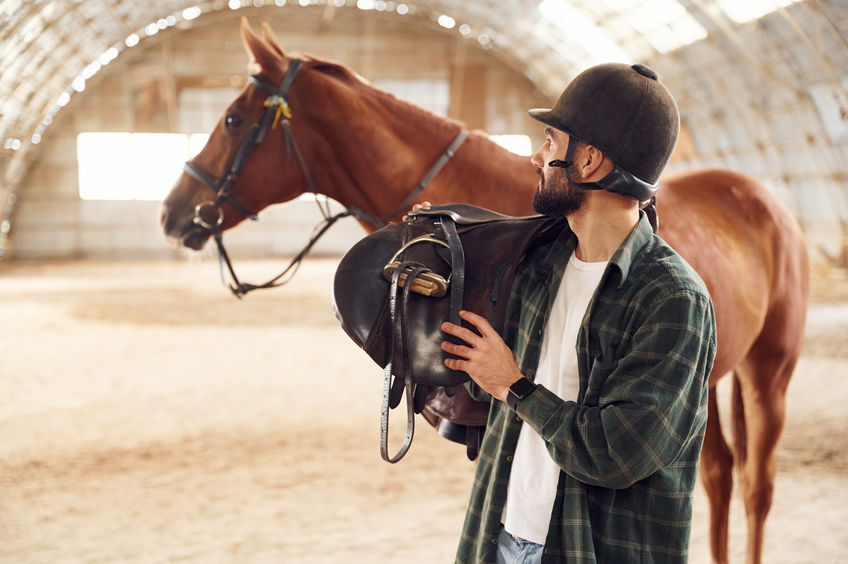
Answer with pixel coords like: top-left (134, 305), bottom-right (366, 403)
top-left (530, 127), bottom-right (586, 217)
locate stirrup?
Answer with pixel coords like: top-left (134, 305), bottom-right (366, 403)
top-left (382, 262), bottom-right (448, 297)
top-left (382, 234), bottom-right (451, 297)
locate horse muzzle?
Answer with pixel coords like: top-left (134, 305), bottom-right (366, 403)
top-left (159, 200), bottom-right (213, 251)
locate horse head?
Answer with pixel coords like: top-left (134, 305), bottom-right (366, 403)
top-left (160, 19), bottom-right (381, 250)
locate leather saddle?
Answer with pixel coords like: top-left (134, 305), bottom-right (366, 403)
top-left (333, 204), bottom-right (563, 462)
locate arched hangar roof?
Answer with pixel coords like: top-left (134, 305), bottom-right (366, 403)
top-left (1, 0), bottom-right (847, 257)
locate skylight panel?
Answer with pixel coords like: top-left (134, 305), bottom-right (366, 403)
top-left (715, 0), bottom-right (801, 24)
top-left (537, 0), bottom-right (629, 63)
top-left (613, 0), bottom-right (708, 53)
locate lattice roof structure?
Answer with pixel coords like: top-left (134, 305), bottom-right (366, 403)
top-left (1, 0), bottom-right (847, 258)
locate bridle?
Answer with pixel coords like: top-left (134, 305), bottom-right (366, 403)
top-left (182, 58), bottom-right (468, 298)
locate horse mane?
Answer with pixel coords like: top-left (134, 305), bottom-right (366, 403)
top-left (249, 22), bottom-right (466, 142)
top-left (302, 54), bottom-right (465, 138)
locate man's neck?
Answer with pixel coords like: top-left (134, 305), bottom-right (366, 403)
top-left (567, 193), bottom-right (640, 263)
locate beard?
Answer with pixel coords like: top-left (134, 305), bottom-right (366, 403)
top-left (532, 163), bottom-right (587, 217)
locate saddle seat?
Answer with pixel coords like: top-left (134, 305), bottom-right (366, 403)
top-left (411, 203), bottom-right (524, 225)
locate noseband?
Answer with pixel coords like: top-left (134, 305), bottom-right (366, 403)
top-left (183, 58), bottom-right (468, 298)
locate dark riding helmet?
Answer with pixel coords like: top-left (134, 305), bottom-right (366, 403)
top-left (528, 63), bottom-right (680, 199)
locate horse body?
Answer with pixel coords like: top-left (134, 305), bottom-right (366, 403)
top-left (160, 21), bottom-right (808, 564)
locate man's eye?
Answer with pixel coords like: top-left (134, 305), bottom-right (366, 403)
top-left (225, 114), bottom-right (243, 129)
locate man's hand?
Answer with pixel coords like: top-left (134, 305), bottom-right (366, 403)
top-left (441, 310), bottom-right (524, 402)
top-left (402, 201), bottom-right (432, 221)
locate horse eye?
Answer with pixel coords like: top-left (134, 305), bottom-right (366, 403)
top-left (225, 114), bottom-right (243, 129)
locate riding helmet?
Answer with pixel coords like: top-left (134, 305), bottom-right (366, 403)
top-left (529, 63), bottom-right (679, 185)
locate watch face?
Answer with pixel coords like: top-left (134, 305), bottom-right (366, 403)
top-left (510, 377), bottom-right (536, 399)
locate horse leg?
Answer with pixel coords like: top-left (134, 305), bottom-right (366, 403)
top-left (732, 344), bottom-right (795, 564)
top-left (700, 385), bottom-right (734, 564)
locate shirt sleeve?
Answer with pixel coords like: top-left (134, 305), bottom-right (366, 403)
top-left (515, 288), bottom-right (716, 489)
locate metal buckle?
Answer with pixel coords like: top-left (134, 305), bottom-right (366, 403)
top-left (193, 201), bottom-right (224, 230)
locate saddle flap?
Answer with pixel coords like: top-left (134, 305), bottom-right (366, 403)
top-left (333, 203), bottom-right (566, 462)
top-left (334, 205), bottom-right (563, 386)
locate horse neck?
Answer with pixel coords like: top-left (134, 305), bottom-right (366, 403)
top-left (307, 88), bottom-right (538, 221)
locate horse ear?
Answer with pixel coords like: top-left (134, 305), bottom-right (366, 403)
top-left (261, 22), bottom-right (287, 58)
top-left (241, 17), bottom-right (279, 75)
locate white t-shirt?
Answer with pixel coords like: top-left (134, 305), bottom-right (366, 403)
top-left (502, 251), bottom-right (608, 544)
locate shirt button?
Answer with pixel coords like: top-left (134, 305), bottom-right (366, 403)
top-left (506, 455), bottom-right (513, 462)
top-left (491, 537), bottom-right (498, 545)
top-left (515, 415), bottom-right (522, 422)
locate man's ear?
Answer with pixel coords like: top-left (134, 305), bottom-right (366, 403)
top-left (579, 145), bottom-right (612, 182)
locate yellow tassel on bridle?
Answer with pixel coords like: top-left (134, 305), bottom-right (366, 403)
top-left (264, 95), bottom-right (292, 129)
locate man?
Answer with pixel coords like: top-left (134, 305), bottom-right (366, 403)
top-left (441, 63), bottom-right (717, 563)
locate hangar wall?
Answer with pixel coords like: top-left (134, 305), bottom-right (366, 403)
top-left (7, 2), bottom-right (848, 263)
top-left (10, 8), bottom-right (548, 260)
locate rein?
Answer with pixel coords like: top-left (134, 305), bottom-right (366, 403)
top-left (183, 58), bottom-right (468, 298)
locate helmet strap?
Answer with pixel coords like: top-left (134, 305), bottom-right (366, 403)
top-left (547, 134), bottom-right (580, 182)
top-left (547, 134), bottom-right (660, 233)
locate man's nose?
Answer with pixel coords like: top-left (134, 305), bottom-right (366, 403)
top-left (529, 147), bottom-right (544, 169)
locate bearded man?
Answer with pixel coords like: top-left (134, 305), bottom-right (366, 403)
top-left (441, 63), bottom-right (717, 563)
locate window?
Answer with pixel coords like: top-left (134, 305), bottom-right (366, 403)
top-left (490, 134), bottom-right (532, 156)
top-left (77, 132), bottom-right (208, 200)
top-left (715, 0), bottom-right (801, 24)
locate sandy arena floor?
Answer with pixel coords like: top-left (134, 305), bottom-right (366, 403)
top-left (0, 257), bottom-right (846, 563)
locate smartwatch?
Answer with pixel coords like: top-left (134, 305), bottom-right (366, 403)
top-left (506, 377), bottom-right (537, 411)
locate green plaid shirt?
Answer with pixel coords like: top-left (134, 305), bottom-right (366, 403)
top-left (457, 213), bottom-right (716, 563)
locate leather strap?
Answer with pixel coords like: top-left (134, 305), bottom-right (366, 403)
top-left (441, 216), bottom-right (464, 329)
top-left (466, 424), bottom-right (482, 460)
top-left (381, 130), bottom-right (469, 224)
top-left (211, 208), bottom-right (352, 298)
top-left (550, 134), bottom-right (659, 232)
top-left (381, 262), bottom-right (430, 463)
top-left (185, 59), bottom-right (469, 299)
top-left (280, 117), bottom-right (317, 195)
top-left (379, 215), bottom-right (468, 463)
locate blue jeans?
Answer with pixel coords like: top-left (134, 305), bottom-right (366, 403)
top-left (496, 525), bottom-right (544, 564)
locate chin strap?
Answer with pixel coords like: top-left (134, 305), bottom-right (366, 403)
top-left (548, 135), bottom-right (660, 233)
top-left (642, 196), bottom-right (658, 233)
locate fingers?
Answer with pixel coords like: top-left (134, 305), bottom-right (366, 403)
top-left (443, 357), bottom-right (467, 371)
top-left (440, 340), bottom-right (474, 359)
top-left (458, 310), bottom-right (498, 339)
top-left (402, 201), bottom-right (433, 221)
top-left (440, 320), bottom-right (481, 345)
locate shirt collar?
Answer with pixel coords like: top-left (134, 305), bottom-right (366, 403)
top-left (608, 211), bottom-right (654, 288)
top-left (532, 212), bottom-right (654, 288)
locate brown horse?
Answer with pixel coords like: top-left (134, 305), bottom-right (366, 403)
top-left (160, 21), bottom-right (809, 564)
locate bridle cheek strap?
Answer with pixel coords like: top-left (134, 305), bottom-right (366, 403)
top-left (184, 60), bottom-right (306, 221)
